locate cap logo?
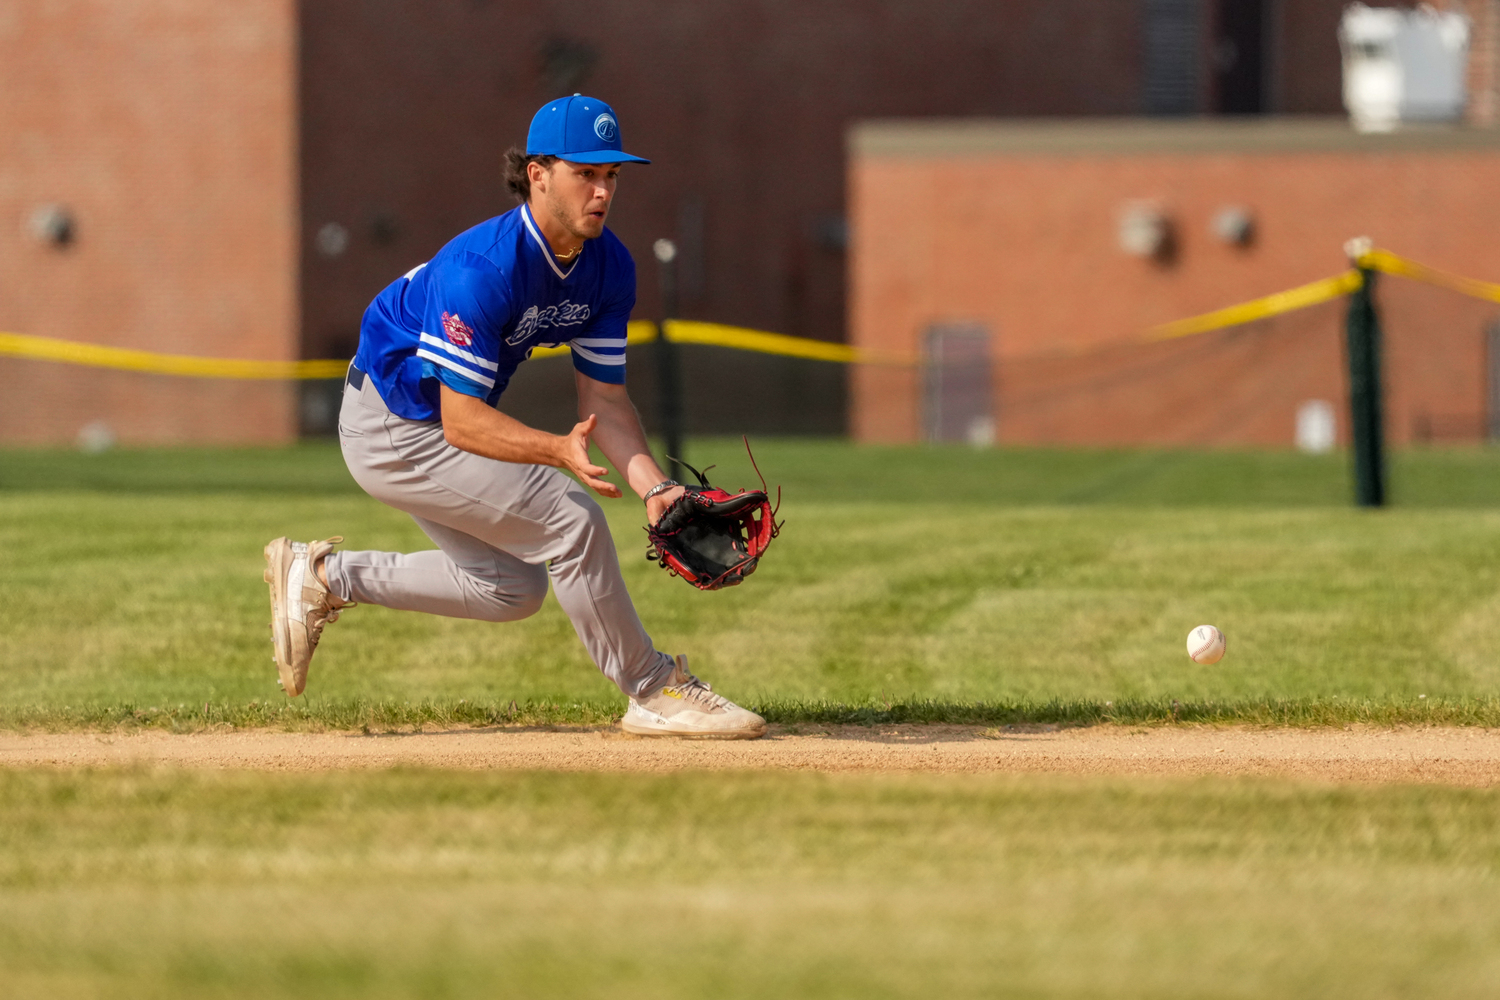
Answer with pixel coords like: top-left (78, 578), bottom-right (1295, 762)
top-left (593, 113), bottom-right (617, 142)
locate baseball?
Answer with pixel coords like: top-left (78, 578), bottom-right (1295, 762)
top-left (1187, 625), bottom-right (1226, 664)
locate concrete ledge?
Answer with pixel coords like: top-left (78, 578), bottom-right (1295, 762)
top-left (850, 116), bottom-right (1500, 159)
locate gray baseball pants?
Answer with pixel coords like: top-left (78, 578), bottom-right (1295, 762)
top-left (323, 371), bottom-right (676, 699)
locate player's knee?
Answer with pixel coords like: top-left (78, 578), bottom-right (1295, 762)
top-left (510, 572), bottom-right (548, 618)
top-left (465, 565), bottom-right (548, 622)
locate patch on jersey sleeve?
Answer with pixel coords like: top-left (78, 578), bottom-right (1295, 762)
top-left (442, 311), bottom-right (475, 347)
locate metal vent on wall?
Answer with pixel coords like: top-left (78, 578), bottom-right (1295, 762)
top-left (924, 324), bottom-right (995, 446)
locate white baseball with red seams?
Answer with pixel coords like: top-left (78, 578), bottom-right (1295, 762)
top-left (1187, 625), bottom-right (1227, 664)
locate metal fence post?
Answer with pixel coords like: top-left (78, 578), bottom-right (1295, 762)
top-left (653, 238), bottom-right (684, 482)
top-left (1344, 242), bottom-right (1386, 507)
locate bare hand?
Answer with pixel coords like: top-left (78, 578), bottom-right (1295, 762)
top-left (646, 485), bottom-right (687, 526)
top-left (559, 415), bottom-right (621, 498)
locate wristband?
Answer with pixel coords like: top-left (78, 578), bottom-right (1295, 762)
top-left (643, 479), bottom-right (681, 502)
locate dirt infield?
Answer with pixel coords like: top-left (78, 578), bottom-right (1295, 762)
top-left (3, 724), bottom-right (1500, 784)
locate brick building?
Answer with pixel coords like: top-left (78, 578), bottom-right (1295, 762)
top-left (2, 0), bottom-right (1379, 444)
top-left (0, 2), bottom-right (299, 445)
top-left (848, 118), bottom-right (1500, 448)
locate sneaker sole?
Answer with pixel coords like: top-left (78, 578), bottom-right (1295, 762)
top-left (619, 719), bottom-right (768, 740)
top-left (263, 538), bottom-right (302, 697)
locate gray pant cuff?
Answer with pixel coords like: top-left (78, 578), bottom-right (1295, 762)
top-left (629, 652), bottom-right (678, 700)
top-left (322, 552), bottom-right (353, 603)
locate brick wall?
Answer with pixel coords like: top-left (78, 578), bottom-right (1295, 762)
top-left (0, 0), bottom-right (299, 445)
top-left (1459, 0), bottom-right (1500, 125)
top-left (295, 0), bottom-right (1152, 436)
top-left (849, 120), bottom-right (1500, 447)
top-left (0, 1), bottom-right (1367, 445)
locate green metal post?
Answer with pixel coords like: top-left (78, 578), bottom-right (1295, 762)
top-left (653, 239), bottom-right (684, 482)
top-left (1345, 264), bottom-right (1386, 507)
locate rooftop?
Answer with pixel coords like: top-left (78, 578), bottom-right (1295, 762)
top-left (850, 116), bottom-right (1500, 158)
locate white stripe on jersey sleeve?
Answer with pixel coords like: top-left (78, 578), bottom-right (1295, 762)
top-left (569, 343), bottom-right (626, 366)
top-left (570, 337), bottom-right (626, 350)
top-left (416, 348), bottom-right (498, 389)
top-left (418, 333), bottom-right (501, 371)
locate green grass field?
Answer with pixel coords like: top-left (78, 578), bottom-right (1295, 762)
top-left (8, 440), bottom-right (1500, 998)
top-left (3, 767), bottom-right (1500, 999)
top-left (4, 440), bottom-right (1500, 728)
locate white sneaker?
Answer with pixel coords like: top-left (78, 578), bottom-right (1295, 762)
top-left (263, 536), bottom-right (353, 697)
top-left (621, 655), bottom-right (767, 740)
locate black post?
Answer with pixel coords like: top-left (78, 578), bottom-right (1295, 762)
top-left (653, 238), bottom-right (684, 482)
top-left (1345, 263), bottom-right (1386, 507)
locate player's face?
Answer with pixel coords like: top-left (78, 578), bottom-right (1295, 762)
top-left (541, 160), bottom-right (620, 241)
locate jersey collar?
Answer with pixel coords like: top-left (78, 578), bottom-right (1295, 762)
top-left (520, 203), bottom-right (581, 281)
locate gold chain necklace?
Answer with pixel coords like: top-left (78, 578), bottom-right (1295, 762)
top-left (554, 244), bottom-right (583, 262)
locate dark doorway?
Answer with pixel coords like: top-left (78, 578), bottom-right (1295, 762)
top-left (1212, 0), bottom-right (1266, 114)
top-left (1486, 320), bottom-right (1500, 441)
top-left (924, 324), bottom-right (995, 445)
top-left (1143, 0), bottom-right (1203, 115)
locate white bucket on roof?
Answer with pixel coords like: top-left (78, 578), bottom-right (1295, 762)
top-left (1340, 3), bottom-right (1470, 133)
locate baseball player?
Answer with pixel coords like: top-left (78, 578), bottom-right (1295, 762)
top-left (263, 95), bottom-right (766, 739)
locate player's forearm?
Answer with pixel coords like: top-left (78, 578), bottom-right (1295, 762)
top-left (439, 385), bottom-right (570, 467)
top-left (589, 394), bottom-right (669, 498)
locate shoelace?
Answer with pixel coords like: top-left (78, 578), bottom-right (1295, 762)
top-left (668, 673), bottom-right (731, 711)
top-left (306, 594), bottom-right (354, 647)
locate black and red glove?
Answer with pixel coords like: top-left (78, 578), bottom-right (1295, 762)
top-left (645, 449), bottom-right (781, 591)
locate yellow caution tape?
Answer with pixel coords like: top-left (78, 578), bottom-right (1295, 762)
top-left (1148, 247), bottom-right (1500, 344)
top-left (0, 331), bottom-right (349, 379)
top-left (662, 320), bottom-right (913, 365)
top-left (3, 246), bottom-right (1494, 378)
top-left (666, 320), bottom-right (860, 361)
top-left (1358, 247), bottom-right (1500, 305)
top-left (531, 318), bottom-right (915, 364)
top-left (1147, 270), bottom-right (1364, 341)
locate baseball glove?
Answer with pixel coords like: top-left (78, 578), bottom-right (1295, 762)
top-left (645, 443), bottom-right (781, 591)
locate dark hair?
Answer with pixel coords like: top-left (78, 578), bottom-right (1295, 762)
top-left (504, 146), bottom-right (557, 203)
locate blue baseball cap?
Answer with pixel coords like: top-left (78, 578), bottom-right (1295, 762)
top-left (526, 94), bottom-right (650, 164)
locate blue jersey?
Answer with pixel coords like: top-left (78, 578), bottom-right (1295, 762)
top-left (354, 203), bottom-right (635, 422)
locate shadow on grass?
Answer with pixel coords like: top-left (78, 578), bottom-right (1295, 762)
top-left (755, 696), bottom-right (1500, 728)
top-left (4, 695), bottom-right (1500, 734)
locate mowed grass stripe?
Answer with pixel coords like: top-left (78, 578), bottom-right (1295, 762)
top-left (5, 441), bottom-right (1500, 730)
top-left (6, 437), bottom-right (1500, 506)
top-left (2, 768), bottom-right (1500, 999)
